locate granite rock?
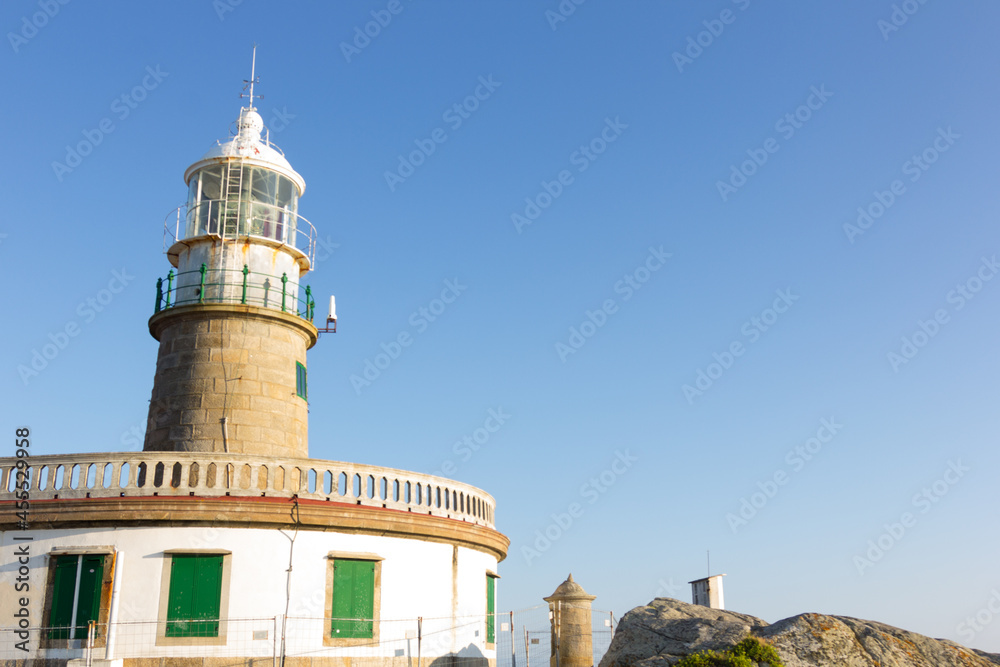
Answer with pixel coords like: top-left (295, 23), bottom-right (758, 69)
top-left (599, 598), bottom-right (1000, 667)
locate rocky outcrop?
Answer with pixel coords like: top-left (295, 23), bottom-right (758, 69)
top-left (599, 598), bottom-right (1000, 667)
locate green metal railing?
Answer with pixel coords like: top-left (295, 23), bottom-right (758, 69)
top-left (153, 263), bottom-right (315, 322)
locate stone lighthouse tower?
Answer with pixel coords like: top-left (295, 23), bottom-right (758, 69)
top-left (144, 52), bottom-right (318, 457)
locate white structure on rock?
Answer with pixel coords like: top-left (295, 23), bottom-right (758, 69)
top-left (689, 574), bottom-right (726, 610)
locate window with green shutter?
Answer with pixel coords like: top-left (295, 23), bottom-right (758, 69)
top-left (166, 554), bottom-right (223, 638)
top-left (296, 362), bottom-right (307, 400)
top-left (48, 555), bottom-right (105, 640)
top-left (331, 559), bottom-right (375, 639)
top-left (486, 574), bottom-right (497, 644)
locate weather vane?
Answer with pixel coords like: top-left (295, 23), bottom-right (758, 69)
top-left (240, 43), bottom-right (263, 109)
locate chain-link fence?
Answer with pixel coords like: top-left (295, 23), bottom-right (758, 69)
top-left (591, 608), bottom-right (616, 665)
top-left (0, 608), bottom-right (616, 667)
top-left (493, 605), bottom-right (615, 667)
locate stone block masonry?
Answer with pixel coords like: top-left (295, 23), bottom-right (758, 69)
top-left (144, 304), bottom-right (317, 458)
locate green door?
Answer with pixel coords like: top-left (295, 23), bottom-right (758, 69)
top-left (331, 559), bottom-right (375, 638)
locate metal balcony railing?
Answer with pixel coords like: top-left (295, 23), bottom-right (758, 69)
top-left (163, 199), bottom-right (317, 265)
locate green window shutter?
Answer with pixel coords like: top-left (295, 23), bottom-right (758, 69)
top-left (166, 555), bottom-right (223, 637)
top-left (166, 555), bottom-right (195, 637)
top-left (49, 556), bottom-right (79, 640)
top-left (296, 362), bottom-right (307, 400)
top-left (48, 555), bottom-right (105, 640)
top-left (486, 575), bottom-right (496, 643)
top-left (73, 555), bottom-right (105, 640)
top-left (192, 554), bottom-right (223, 637)
top-left (331, 559), bottom-right (374, 639)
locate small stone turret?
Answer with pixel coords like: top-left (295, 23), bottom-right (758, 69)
top-left (545, 574), bottom-right (597, 667)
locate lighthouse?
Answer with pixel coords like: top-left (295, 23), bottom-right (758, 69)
top-left (1, 52), bottom-right (507, 666)
top-left (145, 51), bottom-right (317, 458)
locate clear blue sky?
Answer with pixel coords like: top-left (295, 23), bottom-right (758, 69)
top-left (4, 0), bottom-right (1000, 652)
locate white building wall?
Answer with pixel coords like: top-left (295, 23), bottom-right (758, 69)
top-left (1, 524), bottom-right (499, 661)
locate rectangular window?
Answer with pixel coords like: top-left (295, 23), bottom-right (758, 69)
top-left (166, 554), bottom-right (223, 638)
top-left (486, 574), bottom-right (497, 644)
top-left (296, 361), bottom-right (307, 400)
top-left (48, 555), bottom-right (105, 640)
top-left (331, 559), bottom-right (375, 639)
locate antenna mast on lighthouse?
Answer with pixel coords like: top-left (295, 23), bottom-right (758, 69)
top-left (241, 44), bottom-right (262, 110)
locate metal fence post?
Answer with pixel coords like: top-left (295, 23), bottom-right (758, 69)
top-left (554, 601), bottom-right (561, 667)
top-left (417, 616), bottom-right (423, 667)
top-left (511, 611), bottom-right (516, 667)
top-left (273, 615), bottom-right (279, 667)
top-left (279, 613), bottom-right (287, 667)
top-left (85, 620), bottom-right (95, 667)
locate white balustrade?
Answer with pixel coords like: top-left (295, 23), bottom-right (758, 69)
top-left (0, 453), bottom-right (494, 528)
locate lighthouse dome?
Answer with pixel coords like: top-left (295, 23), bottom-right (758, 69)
top-left (184, 106), bottom-right (306, 195)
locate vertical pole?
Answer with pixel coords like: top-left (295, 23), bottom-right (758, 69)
top-left (511, 611), bottom-right (516, 667)
top-left (104, 550), bottom-right (125, 660)
top-left (417, 617), bottom-right (423, 667)
top-left (70, 555), bottom-right (83, 640)
top-left (154, 278), bottom-right (163, 313)
top-left (525, 627), bottom-right (530, 667)
top-left (554, 601), bottom-right (561, 667)
top-left (272, 615), bottom-right (279, 667)
top-left (85, 620), bottom-right (95, 667)
top-left (281, 273), bottom-right (288, 312)
top-left (165, 270), bottom-right (175, 308)
top-left (278, 613), bottom-right (286, 667)
top-left (241, 264), bottom-right (249, 304)
top-left (305, 286), bottom-right (313, 320)
top-left (198, 263), bottom-right (208, 304)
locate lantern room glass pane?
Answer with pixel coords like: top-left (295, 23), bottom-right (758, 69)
top-left (185, 166), bottom-right (224, 237)
top-left (184, 164), bottom-right (298, 244)
top-left (245, 166), bottom-right (298, 243)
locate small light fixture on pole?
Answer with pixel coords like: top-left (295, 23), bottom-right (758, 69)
top-left (319, 295), bottom-right (337, 333)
